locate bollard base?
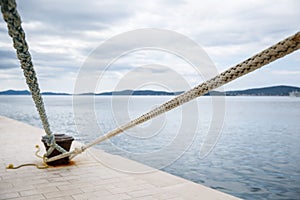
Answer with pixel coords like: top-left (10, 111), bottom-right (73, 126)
top-left (41, 134), bottom-right (74, 166)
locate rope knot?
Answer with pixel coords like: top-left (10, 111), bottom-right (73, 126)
top-left (42, 134), bottom-right (55, 146)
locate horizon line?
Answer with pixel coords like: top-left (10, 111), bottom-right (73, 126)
top-left (1, 85), bottom-right (300, 95)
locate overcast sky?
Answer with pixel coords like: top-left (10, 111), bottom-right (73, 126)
top-left (0, 0), bottom-right (299, 93)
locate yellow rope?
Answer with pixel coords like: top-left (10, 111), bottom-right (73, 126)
top-left (6, 163), bottom-right (48, 169)
top-left (6, 145), bottom-right (48, 170)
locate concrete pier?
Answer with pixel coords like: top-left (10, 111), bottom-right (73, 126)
top-left (0, 116), bottom-right (240, 200)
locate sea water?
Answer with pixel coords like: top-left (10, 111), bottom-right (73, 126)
top-left (0, 95), bottom-right (299, 200)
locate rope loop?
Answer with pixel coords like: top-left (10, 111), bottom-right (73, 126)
top-left (42, 135), bottom-right (55, 146)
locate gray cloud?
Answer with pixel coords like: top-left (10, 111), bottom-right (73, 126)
top-left (0, 49), bottom-right (17, 60)
top-left (0, 26), bottom-right (6, 33)
top-left (0, 61), bottom-right (19, 70)
top-left (0, 50), bottom-right (19, 69)
top-left (0, 0), bottom-right (299, 92)
top-left (17, 0), bottom-right (133, 33)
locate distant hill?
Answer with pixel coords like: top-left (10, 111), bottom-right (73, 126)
top-left (96, 86), bottom-right (300, 96)
top-left (96, 90), bottom-right (182, 96)
top-left (0, 85), bottom-right (299, 96)
top-left (0, 90), bottom-right (70, 95)
top-left (225, 85), bottom-right (300, 96)
top-left (0, 90), bottom-right (30, 95)
top-left (41, 92), bottom-right (70, 96)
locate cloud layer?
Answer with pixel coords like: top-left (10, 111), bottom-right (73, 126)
top-left (0, 0), bottom-right (299, 92)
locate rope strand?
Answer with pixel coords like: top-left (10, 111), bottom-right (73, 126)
top-left (0, 0), bottom-right (67, 155)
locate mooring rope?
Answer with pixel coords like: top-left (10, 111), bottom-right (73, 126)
top-left (1, 0), bottom-right (299, 164)
top-left (0, 0), bottom-right (66, 156)
top-left (47, 31), bottom-right (300, 163)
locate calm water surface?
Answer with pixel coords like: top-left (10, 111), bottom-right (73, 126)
top-left (0, 95), bottom-right (299, 200)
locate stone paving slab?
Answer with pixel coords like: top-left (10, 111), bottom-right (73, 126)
top-left (0, 116), bottom-right (240, 200)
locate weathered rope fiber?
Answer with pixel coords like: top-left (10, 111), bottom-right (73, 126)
top-left (0, 0), bottom-right (66, 155)
top-left (48, 31), bottom-right (300, 163)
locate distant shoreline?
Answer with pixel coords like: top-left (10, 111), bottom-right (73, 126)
top-left (0, 85), bottom-right (299, 96)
